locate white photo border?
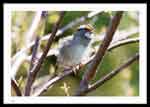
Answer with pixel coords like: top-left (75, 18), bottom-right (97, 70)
top-left (3, 3), bottom-right (147, 104)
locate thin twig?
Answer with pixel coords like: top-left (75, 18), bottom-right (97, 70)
top-left (11, 53), bottom-right (27, 78)
top-left (24, 37), bottom-right (40, 96)
top-left (57, 11), bottom-right (103, 36)
top-left (108, 37), bottom-right (139, 51)
top-left (75, 53), bottom-right (139, 96)
top-left (24, 11), bottom-right (65, 96)
top-left (29, 37), bottom-right (40, 70)
top-left (76, 11), bottom-right (124, 94)
top-left (11, 78), bottom-right (22, 96)
top-left (92, 27), bottom-right (138, 43)
top-left (24, 37), bottom-right (40, 95)
top-left (33, 36), bottom-right (139, 96)
top-left (25, 11), bottom-right (43, 46)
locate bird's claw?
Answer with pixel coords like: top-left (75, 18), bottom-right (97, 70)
top-left (72, 64), bottom-right (80, 76)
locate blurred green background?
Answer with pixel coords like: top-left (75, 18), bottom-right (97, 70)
top-left (11, 11), bottom-right (139, 96)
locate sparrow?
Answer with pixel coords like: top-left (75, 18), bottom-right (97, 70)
top-left (56, 24), bottom-right (94, 75)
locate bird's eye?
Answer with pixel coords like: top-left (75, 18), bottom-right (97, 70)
top-left (77, 28), bottom-right (83, 31)
top-left (84, 32), bottom-right (91, 39)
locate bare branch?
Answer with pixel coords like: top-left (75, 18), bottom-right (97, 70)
top-left (24, 11), bottom-right (65, 96)
top-left (25, 11), bottom-right (42, 46)
top-left (24, 37), bottom-right (40, 96)
top-left (76, 11), bottom-right (124, 94)
top-left (11, 53), bottom-right (27, 78)
top-left (57, 11), bottom-right (103, 36)
top-left (92, 27), bottom-right (138, 43)
top-left (108, 37), bottom-right (139, 51)
top-left (76, 53), bottom-right (139, 96)
top-left (29, 37), bottom-right (40, 70)
top-left (11, 78), bottom-right (22, 96)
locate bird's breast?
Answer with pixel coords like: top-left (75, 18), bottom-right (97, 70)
top-left (58, 43), bottom-right (88, 67)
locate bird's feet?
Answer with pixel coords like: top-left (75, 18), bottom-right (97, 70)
top-left (71, 64), bottom-right (81, 76)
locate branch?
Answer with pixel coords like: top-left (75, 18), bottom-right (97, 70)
top-left (11, 53), bottom-right (27, 78)
top-left (24, 11), bottom-right (65, 96)
top-left (108, 37), bottom-right (139, 51)
top-left (11, 78), bottom-right (22, 96)
top-left (57, 11), bottom-right (103, 36)
top-left (33, 37), bottom-right (139, 96)
top-left (76, 11), bottom-right (124, 94)
top-left (24, 37), bottom-right (40, 96)
top-left (30, 37), bottom-right (40, 70)
top-left (25, 11), bottom-right (43, 46)
top-left (33, 69), bottom-right (73, 96)
top-left (92, 27), bottom-right (138, 43)
top-left (76, 53), bottom-right (139, 96)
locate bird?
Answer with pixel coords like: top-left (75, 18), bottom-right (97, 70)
top-left (32, 24), bottom-right (94, 92)
top-left (54, 24), bottom-right (94, 76)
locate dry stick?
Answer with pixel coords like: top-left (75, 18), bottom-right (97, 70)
top-left (24, 37), bottom-right (40, 96)
top-left (24, 11), bottom-right (65, 96)
top-left (30, 37), bottom-right (40, 70)
top-left (108, 37), bottom-right (139, 51)
top-left (58, 11), bottom-right (103, 36)
top-left (76, 53), bottom-right (139, 96)
top-left (25, 11), bottom-right (42, 46)
top-left (33, 37), bottom-right (139, 96)
top-left (109, 38), bottom-right (139, 52)
top-left (11, 78), bottom-right (22, 96)
top-left (76, 11), bottom-right (124, 95)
